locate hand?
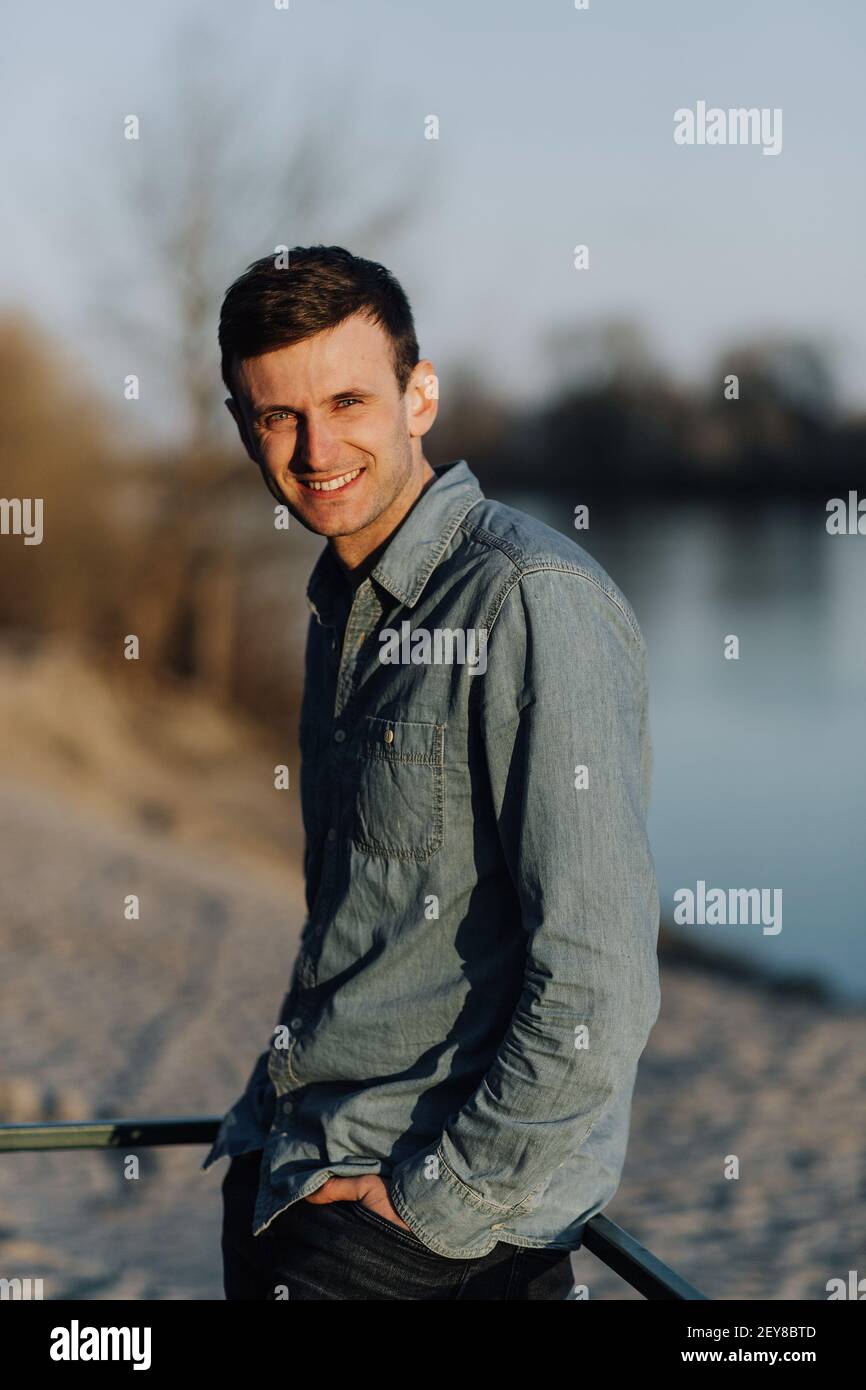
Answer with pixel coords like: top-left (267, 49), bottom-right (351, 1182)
top-left (304, 1174), bottom-right (412, 1231)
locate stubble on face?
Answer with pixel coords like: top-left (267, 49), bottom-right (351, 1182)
top-left (231, 313), bottom-right (435, 573)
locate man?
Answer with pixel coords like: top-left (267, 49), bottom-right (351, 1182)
top-left (202, 245), bottom-right (661, 1301)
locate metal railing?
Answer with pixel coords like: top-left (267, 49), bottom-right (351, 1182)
top-left (0, 1116), bottom-right (707, 1299)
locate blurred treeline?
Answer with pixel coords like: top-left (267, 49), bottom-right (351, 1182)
top-left (0, 307), bottom-right (862, 730)
top-left (435, 323), bottom-right (864, 504)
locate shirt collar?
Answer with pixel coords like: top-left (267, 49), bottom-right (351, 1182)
top-left (306, 458), bottom-right (484, 625)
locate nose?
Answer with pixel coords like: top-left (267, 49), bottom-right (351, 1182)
top-left (297, 413), bottom-right (341, 474)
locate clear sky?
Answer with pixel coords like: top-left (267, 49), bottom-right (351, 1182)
top-left (3, 0), bottom-right (864, 441)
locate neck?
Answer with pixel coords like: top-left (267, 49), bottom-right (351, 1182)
top-left (331, 456), bottom-right (436, 587)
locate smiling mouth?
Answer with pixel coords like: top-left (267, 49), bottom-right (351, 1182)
top-left (297, 468), bottom-right (364, 494)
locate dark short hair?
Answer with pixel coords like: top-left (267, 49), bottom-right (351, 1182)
top-left (219, 245), bottom-right (420, 397)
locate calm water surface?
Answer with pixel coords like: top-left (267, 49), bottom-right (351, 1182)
top-left (500, 492), bottom-right (866, 1003)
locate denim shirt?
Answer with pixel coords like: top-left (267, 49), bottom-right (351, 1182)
top-left (201, 458), bottom-right (661, 1259)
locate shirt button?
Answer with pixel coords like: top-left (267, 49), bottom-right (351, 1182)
top-left (384, 728), bottom-right (394, 746)
top-left (490, 1222), bottom-right (505, 1230)
top-left (290, 1017), bottom-right (303, 1030)
top-left (326, 827), bottom-right (336, 843)
top-left (283, 1101), bottom-right (292, 1115)
top-left (334, 728), bottom-right (346, 743)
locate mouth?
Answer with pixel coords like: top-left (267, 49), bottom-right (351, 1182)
top-left (295, 467), bottom-right (365, 496)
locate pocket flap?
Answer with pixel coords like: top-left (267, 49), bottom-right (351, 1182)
top-left (358, 716), bottom-right (444, 766)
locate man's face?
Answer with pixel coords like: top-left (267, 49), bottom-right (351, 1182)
top-left (227, 312), bottom-right (435, 540)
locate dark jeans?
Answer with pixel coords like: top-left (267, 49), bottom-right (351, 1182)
top-left (221, 1150), bottom-right (577, 1301)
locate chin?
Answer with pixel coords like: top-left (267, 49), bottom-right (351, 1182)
top-left (298, 508), bottom-right (367, 539)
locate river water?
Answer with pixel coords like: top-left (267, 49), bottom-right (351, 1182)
top-left (500, 492), bottom-right (866, 1003)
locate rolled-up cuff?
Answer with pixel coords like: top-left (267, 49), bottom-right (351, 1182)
top-left (388, 1143), bottom-right (535, 1259)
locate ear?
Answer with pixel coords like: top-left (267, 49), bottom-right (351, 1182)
top-left (405, 359), bottom-right (439, 440)
top-left (225, 396), bottom-right (258, 465)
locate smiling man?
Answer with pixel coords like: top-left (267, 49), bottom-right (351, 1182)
top-left (202, 244), bottom-right (662, 1301)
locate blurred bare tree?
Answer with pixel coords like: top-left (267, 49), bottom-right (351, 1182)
top-left (0, 315), bottom-right (122, 643)
top-left (78, 24), bottom-right (427, 702)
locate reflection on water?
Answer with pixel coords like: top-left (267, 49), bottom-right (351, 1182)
top-left (500, 491), bottom-right (866, 1003)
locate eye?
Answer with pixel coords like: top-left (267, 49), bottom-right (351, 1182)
top-left (335, 397), bottom-right (362, 409)
top-left (264, 411), bottom-right (294, 427)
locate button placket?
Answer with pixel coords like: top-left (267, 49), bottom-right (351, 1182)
top-left (304, 579), bottom-right (388, 985)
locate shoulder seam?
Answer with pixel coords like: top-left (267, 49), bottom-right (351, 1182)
top-left (458, 518), bottom-right (643, 645)
top-left (497, 567), bottom-right (644, 646)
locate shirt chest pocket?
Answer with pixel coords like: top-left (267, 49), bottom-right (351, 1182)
top-left (352, 715), bottom-right (445, 861)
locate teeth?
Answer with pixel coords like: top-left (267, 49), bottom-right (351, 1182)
top-left (302, 469), bottom-right (361, 492)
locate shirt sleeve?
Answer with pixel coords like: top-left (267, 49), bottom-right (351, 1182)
top-left (388, 567), bottom-right (662, 1255)
top-left (199, 1044), bottom-right (275, 1171)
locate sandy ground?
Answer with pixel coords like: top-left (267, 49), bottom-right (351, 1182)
top-left (0, 642), bottom-right (863, 1300)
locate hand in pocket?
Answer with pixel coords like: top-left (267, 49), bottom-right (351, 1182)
top-left (304, 1174), bottom-right (412, 1231)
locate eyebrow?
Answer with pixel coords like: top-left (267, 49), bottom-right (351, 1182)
top-left (254, 388), bottom-right (376, 420)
